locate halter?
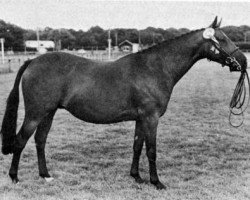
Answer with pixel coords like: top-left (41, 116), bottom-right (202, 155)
top-left (203, 28), bottom-right (243, 72)
top-left (212, 37), bottom-right (249, 127)
top-left (210, 39), bottom-right (242, 72)
top-left (204, 28), bottom-right (249, 127)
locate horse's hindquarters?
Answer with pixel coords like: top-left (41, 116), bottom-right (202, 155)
top-left (22, 64), bottom-right (65, 118)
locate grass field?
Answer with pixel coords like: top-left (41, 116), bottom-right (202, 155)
top-left (1, 55), bottom-right (250, 200)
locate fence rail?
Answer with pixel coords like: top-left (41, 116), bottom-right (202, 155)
top-left (0, 51), bottom-right (129, 74)
top-left (1, 51), bottom-right (249, 74)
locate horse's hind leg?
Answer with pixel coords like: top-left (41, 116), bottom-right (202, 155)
top-left (130, 120), bottom-right (145, 183)
top-left (34, 110), bottom-right (56, 181)
top-left (9, 117), bottom-right (40, 183)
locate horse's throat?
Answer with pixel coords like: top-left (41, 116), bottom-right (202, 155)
top-left (163, 50), bottom-right (200, 85)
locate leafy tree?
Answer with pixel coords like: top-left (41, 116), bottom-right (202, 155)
top-left (47, 29), bottom-right (76, 50)
top-left (222, 26), bottom-right (244, 42)
top-left (24, 29), bottom-right (36, 40)
top-left (0, 18), bottom-right (250, 52)
top-left (0, 20), bottom-right (25, 51)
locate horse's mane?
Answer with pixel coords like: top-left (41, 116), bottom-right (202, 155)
top-left (138, 28), bottom-right (205, 54)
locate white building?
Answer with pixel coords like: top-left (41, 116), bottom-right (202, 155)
top-left (119, 40), bottom-right (140, 53)
top-left (25, 40), bottom-right (55, 53)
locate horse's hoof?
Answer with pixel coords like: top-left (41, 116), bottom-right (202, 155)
top-left (44, 177), bottom-right (54, 182)
top-left (2, 145), bottom-right (13, 155)
top-left (40, 173), bottom-right (53, 182)
top-left (131, 173), bottom-right (145, 184)
top-left (134, 176), bottom-right (145, 184)
top-left (151, 180), bottom-right (166, 190)
top-left (9, 174), bottom-right (19, 184)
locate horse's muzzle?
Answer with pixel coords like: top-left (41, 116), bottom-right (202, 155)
top-left (228, 52), bottom-right (247, 72)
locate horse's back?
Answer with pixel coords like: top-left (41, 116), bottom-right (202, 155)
top-left (21, 52), bottom-right (138, 123)
top-left (60, 55), bottom-right (138, 123)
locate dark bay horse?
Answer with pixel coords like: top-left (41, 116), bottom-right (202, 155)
top-left (1, 17), bottom-right (247, 189)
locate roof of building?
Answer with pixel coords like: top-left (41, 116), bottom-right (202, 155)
top-left (118, 40), bottom-right (134, 46)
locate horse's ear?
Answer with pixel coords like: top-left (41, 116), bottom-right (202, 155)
top-left (209, 16), bottom-right (219, 28)
top-left (217, 18), bottom-right (222, 28)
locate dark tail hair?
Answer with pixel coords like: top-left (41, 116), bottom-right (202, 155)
top-left (1, 59), bottom-right (32, 155)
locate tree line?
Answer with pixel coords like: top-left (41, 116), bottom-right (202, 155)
top-left (0, 19), bottom-right (250, 52)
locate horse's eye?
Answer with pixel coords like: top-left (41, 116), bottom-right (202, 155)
top-left (220, 37), bottom-right (227, 42)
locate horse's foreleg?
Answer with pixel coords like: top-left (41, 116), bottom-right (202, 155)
top-left (144, 113), bottom-right (166, 190)
top-left (34, 110), bottom-right (56, 181)
top-left (130, 120), bottom-right (145, 183)
top-left (9, 119), bottom-right (39, 183)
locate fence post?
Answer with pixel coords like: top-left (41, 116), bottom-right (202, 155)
top-left (8, 59), bottom-right (11, 73)
top-left (0, 38), bottom-right (4, 64)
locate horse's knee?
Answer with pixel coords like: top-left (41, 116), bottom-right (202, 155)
top-left (34, 131), bottom-right (47, 148)
top-left (146, 147), bottom-right (156, 160)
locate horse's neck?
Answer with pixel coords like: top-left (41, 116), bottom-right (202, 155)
top-left (152, 31), bottom-right (204, 86)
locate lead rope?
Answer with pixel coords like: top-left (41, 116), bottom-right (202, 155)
top-left (210, 40), bottom-right (250, 127)
top-left (229, 70), bottom-right (250, 127)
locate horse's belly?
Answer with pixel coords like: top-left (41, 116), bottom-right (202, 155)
top-left (65, 98), bottom-right (138, 124)
top-left (67, 107), bottom-right (138, 124)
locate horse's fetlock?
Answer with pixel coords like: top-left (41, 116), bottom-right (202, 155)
top-left (39, 173), bottom-right (50, 178)
top-left (9, 173), bottom-right (19, 184)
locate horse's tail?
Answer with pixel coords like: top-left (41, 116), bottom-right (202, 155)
top-left (1, 59), bottom-right (32, 155)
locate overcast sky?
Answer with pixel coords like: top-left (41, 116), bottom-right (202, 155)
top-left (0, 0), bottom-right (249, 31)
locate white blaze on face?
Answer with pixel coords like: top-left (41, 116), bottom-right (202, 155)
top-left (210, 45), bottom-right (220, 54)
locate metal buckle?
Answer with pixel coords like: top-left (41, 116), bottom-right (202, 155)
top-left (225, 57), bottom-right (234, 65)
top-left (227, 57), bottom-right (241, 71)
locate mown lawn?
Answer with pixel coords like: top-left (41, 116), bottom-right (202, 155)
top-left (1, 57), bottom-right (250, 200)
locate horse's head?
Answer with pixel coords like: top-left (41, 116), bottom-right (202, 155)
top-left (201, 17), bottom-right (247, 72)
